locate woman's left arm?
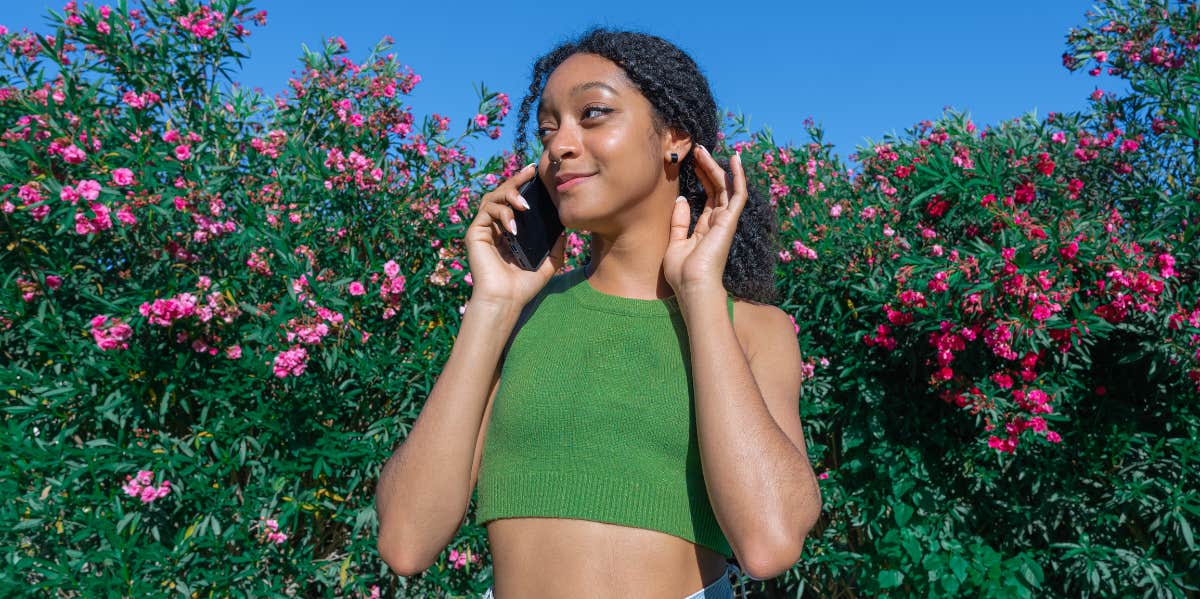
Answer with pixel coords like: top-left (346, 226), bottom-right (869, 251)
top-left (678, 290), bottom-right (823, 580)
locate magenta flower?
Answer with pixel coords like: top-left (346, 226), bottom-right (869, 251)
top-left (261, 517), bottom-right (289, 544)
top-left (76, 179), bottom-right (101, 201)
top-left (60, 185), bottom-right (80, 204)
top-left (62, 144), bottom-right (87, 164)
top-left (112, 168), bottom-right (135, 186)
top-left (139, 292), bottom-right (199, 326)
top-left (348, 281), bottom-right (365, 296)
top-left (272, 346), bottom-right (309, 378)
top-left (448, 547), bottom-right (481, 569)
top-left (90, 314), bottom-right (133, 350)
top-left (122, 469), bottom-right (171, 503)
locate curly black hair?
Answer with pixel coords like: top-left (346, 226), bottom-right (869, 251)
top-left (511, 26), bottom-right (781, 305)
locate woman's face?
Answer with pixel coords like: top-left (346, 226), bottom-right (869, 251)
top-left (535, 52), bottom-right (688, 235)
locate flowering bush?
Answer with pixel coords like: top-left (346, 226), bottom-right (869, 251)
top-left (738, 1), bottom-right (1199, 595)
top-left (2, 0), bottom-right (1197, 597)
top-left (0, 0), bottom-right (526, 595)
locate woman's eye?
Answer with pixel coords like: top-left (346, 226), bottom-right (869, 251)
top-left (582, 106), bottom-right (611, 119)
top-left (536, 107), bottom-right (611, 138)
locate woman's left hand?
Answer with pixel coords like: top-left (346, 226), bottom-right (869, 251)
top-left (664, 145), bottom-right (748, 300)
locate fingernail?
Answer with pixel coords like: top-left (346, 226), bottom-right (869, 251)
top-left (525, 162), bottom-right (536, 170)
top-left (675, 195), bottom-right (686, 203)
top-left (508, 218), bottom-right (517, 234)
top-left (518, 195), bottom-right (530, 209)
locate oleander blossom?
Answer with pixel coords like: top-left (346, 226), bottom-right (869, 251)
top-left (112, 168), bottom-right (135, 186)
top-left (379, 259), bottom-right (408, 320)
top-left (260, 517), bottom-right (289, 545)
top-left (139, 292), bottom-right (199, 326)
top-left (90, 314), bottom-right (133, 350)
top-left (272, 345), bottom-right (309, 378)
top-left (121, 469), bottom-right (172, 503)
top-left (448, 547), bottom-right (481, 569)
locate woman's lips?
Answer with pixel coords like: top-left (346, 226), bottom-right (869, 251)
top-left (556, 174), bottom-right (594, 192)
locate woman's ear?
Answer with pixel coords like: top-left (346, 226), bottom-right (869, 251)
top-left (663, 126), bottom-right (693, 159)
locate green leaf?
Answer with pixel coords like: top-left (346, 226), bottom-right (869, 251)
top-left (877, 569), bottom-right (905, 589)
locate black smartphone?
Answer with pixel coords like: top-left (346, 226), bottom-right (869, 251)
top-left (500, 170), bottom-right (565, 271)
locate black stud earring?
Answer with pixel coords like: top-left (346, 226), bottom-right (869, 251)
top-left (670, 152), bottom-right (678, 164)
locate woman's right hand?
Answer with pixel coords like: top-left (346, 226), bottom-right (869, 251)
top-left (465, 162), bottom-right (568, 311)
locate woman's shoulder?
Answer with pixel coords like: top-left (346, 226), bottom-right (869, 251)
top-left (730, 297), bottom-right (788, 361)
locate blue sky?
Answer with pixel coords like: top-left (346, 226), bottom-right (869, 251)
top-left (4, 1), bottom-right (1126, 171)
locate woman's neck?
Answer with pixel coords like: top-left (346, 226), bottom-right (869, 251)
top-left (584, 236), bottom-right (676, 301)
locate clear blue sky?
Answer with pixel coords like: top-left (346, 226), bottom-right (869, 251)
top-left (4, 1), bottom-right (1126, 171)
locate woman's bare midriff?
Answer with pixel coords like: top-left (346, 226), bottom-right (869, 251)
top-left (486, 517), bottom-right (730, 598)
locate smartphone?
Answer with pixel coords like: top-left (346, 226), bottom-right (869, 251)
top-left (500, 170), bottom-right (565, 271)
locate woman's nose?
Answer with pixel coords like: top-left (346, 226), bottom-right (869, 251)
top-left (546, 124), bottom-right (581, 163)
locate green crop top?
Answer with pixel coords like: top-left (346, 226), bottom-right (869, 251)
top-left (473, 265), bottom-right (735, 558)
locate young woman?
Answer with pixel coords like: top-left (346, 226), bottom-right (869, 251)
top-left (376, 27), bottom-right (823, 598)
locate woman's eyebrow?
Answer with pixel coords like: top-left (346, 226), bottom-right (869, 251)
top-left (537, 81), bottom-right (620, 116)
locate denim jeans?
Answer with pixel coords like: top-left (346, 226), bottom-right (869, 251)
top-left (480, 562), bottom-right (747, 599)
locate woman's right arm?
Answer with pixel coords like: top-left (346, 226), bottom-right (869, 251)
top-left (374, 297), bottom-right (520, 576)
top-left (374, 161), bottom-right (567, 576)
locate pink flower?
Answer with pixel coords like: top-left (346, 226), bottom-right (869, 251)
top-left (174, 144), bottom-right (192, 161)
top-left (927, 271), bottom-right (949, 293)
top-left (272, 346), bottom-right (309, 378)
top-left (261, 517), bottom-right (289, 544)
top-left (348, 281), bottom-right (365, 296)
top-left (987, 435), bottom-right (1017, 453)
top-left (383, 260), bottom-right (400, 278)
top-left (76, 179), bottom-right (101, 201)
top-left (62, 144), bottom-right (87, 164)
top-left (60, 185), bottom-right (80, 204)
top-left (225, 345), bottom-right (242, 359)
top-left (829, 204), bottom-right (842, 218)
top-left (91, 314), bottom-right (133, 350)
top-left (116, 205), bottom-right (137, 225)
top-left (112, 168), bottom-right (135, 186)
top-left (122, 469), bottom-right (171, 503)
top-left (140, 481), bottom-right (171, 503)
top-left (791, 240), bottom-right (818, 260)
top-left (139, 293), bottom-right (199, 326)
top-left (448, 547), bottom-right (481, 569)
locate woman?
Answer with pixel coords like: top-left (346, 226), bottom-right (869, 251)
top-left (375, 27), bottom-right (823, 598)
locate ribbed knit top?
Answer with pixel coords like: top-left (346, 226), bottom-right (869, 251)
top-left (474, 265), bottom-right (735, 558)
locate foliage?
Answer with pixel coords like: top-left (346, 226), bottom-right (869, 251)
top-left (756, 1), bottom-right (1200, 596)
